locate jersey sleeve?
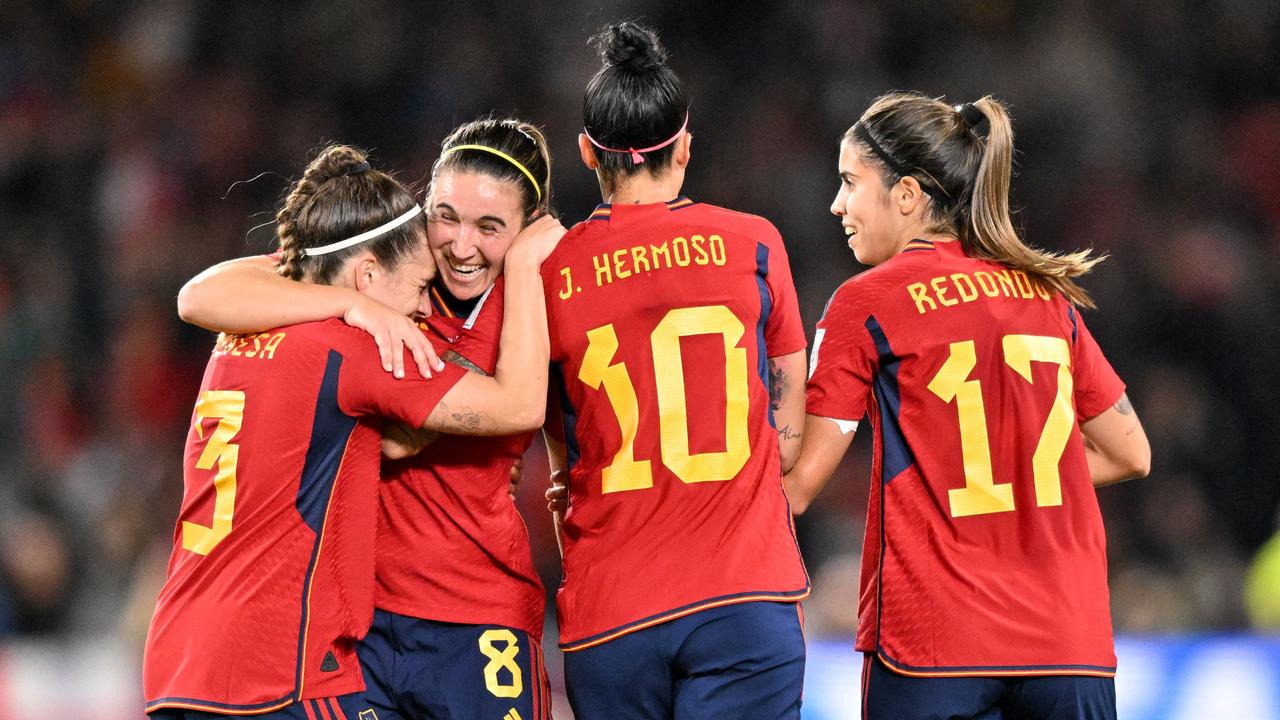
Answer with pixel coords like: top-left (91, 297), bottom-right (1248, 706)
top-left (759, 224), bottom-right (807, 357)
top-left (335, 334), bottom-right (468, 427)
top-left (1070, 309), bottom-right (1126, 421)
top-left (805, 281), bottom-right (877, 421)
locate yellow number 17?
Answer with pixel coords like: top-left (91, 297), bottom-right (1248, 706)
top-left (926, 335), bottom-right (1074, 518)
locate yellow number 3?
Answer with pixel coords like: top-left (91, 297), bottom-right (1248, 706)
top-left (478, 629), bottom-right (523, 699)
top-left (182, 390), bottom-right (245, 556)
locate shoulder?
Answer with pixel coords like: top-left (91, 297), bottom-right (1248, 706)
top-left (691, 203), bottom-right (780, 239)
top-left (820, 257), bottom-right (922, 322)
top-left (546, 217), bottom-right (599, 265)
top-left (288, 319), bottom-right (381, 359)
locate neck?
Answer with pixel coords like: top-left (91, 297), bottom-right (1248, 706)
top-left (599, 168), bottom-right (685, 205)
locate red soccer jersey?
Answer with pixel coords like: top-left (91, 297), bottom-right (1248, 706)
top-left (144, 320), bottom-right (465, 713)
top-left (544, 198), bottom-right (810, 650)
top-left (806, 239), bottom-right (1125, 676)
top-left (375, 279), bottom-right (545, 638)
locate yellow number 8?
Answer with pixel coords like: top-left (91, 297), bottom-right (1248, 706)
top-left (183, 390), bottom-right (245, 555)
top-left (478, 629), bottom-right (523, 699)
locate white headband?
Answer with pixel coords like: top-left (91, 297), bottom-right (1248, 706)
top-left (301, 204), bottom-right (423, 257)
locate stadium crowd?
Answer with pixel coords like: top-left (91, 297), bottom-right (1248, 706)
top-left (1, 0), bottom-right (1278, 696)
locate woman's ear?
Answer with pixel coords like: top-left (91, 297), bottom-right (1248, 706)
top-left (896, 175), bottom-right (929, 217)
top-left (673, 132), bottom-right (692, 169)
top-left (578, 134), bottom-right (599, 170)
top-left (351, 252), bottom-right (380, 292)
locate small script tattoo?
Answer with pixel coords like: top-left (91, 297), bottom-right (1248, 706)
top-left (777, 425), bottom-right (802, 441)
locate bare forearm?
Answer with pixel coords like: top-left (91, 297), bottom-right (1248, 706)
top-left (491, 254), bottom-right (550, 426)
top-left (783, 414), bottom-right (856, 514)
top-left (178, 256), bottom-right (354, 333)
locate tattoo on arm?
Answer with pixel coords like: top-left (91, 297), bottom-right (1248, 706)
top-left (443, 349), bottom-right (488, 376)
top-left (1114, 394), bottom-right (1134, 415)
top-left (777, 424), bottom-right (802, 442)
top-left (768, 359), bottom-right (788, 412)
top-left (426, 400), bottom-right (494, 434)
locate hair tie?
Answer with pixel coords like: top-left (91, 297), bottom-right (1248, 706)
top-left (583, 112), bottom-right (689, 165)
top-left (440, 144), bottom-right (542, 202)
top-left (956, 103), bottom-right (989, 134)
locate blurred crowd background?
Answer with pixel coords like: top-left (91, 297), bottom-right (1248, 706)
top-left (2, 1), bottom-right (1279, 716)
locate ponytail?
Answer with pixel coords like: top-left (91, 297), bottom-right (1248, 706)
top-left (847, 92), bottom-right (1104, 308)
top-left (965, 98), bottom-right (1103, 308)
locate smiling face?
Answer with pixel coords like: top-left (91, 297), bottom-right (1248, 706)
top-left (426, 170), bottom-right (527, 300)
top-left (830, 140), bottom-right (914, 266)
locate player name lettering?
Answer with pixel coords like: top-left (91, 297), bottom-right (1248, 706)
top-left (214, 331), bottom-right (287, 359)
top-left (559, 234), bottom-right (729, 299)
top-left (907, 268), bottom-right (1051, 314)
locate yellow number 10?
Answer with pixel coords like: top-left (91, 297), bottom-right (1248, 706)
top-left (926, 335), bottom-right (1074, 518)
top-left (182, 390), bottom-right (245, 555)
top-left (579, 305), bottom-right (751, 493)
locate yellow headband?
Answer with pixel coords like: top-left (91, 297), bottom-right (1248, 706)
top-left (440, 144), bottom-right (543, 202)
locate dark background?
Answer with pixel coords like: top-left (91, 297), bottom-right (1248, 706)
top-left (2, 0), bottom-right (1278, 706)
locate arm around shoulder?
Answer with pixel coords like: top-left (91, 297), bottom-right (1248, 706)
top-left (418, 216), bottom-right (565, 436)
top-left (177, 254), bottom-right (358, 333)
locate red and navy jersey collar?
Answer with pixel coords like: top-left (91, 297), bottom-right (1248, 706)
top-left (587, 196), bottom-right (695, 222)
top-left (901, 238), bottom-right (937, 254)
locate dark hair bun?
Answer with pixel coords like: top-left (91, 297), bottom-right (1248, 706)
top-left (598, 21), bottom-right (668, 74)
top-left (305, 145), bottom-right (370, 185)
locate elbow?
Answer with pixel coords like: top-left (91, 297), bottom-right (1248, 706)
top-left (510, 404), bottom-right (546, 433)
top-left (1124, 433), bottom-right (1153, 480)
top-left (176, 280), bottom-right (214, 327)
top-left (790, 496), bottom-right (811, 516)
top-left (1127, 448), bottom-right (1152, 481)
top-left (783, 478), bottom-right (810, 515)
top-left (175, 282), bottom-right (200, 324)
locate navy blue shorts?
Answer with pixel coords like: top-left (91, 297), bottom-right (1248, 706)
top-left (149, 694), bottom-right (375, 720)
top-left (355, 609), bottom-right (550, 720)
top-left (862, 653), bottom-right (1117, 720)
top-left (563, 600), bottom-right (806, 720)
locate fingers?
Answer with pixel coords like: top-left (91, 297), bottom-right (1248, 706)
top-left (374, 330), bottom-right (396, 375)
top-left (544, 483), bottom-right (569, 514)
top-left (404, 326), bottom-right (445, 379)
top-left (508, 458), bottom-right (524, 499)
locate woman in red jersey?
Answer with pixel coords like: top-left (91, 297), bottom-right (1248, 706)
top-left (540, 21), bottom-right (809, 720)
top-left (145, 144), bottom-right (562, 720)
top-left (176, 119), bottom-right (558, 719)
top-left (786, 92), bottom-right (1152, 720)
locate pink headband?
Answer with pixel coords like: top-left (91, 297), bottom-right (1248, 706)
top-left (583, 113), bottom-right (689, 165)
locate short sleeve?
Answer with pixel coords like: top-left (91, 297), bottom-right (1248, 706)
top-left (759, 225), bottom-right (807, 357)
top-left (1070, 309), bottom-right (1125, 421)
top-left (805, 282), bottom-right (877, 421)
top-left (335, 333), bottom-right (468, 427)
